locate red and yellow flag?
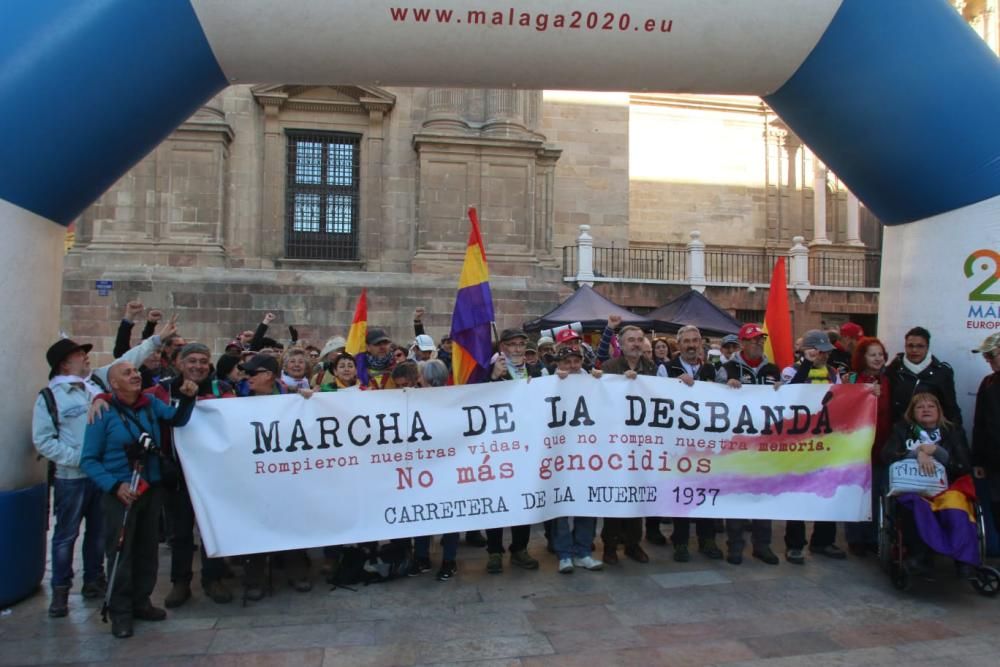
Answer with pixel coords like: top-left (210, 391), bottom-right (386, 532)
top-left (762, 257), bottom-right (794, 370)
top-left (450, 208), bottom-right (496, 385)
top-left (345, 288), bottom-right (367, 356)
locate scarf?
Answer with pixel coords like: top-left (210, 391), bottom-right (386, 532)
top-left (49, 374), bottom-right (103, 398)
top-left (903, 354), bottom-right (933, 376)
top-left (281, 372), bottom-right (311, 391)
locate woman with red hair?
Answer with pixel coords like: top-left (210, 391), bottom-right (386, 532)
top-left (844, 336), bottom-right (893, 556)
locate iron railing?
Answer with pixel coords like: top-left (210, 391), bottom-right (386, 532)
top-left (808, 251), bottom-right (882, 288)
top-left (562, 246), bottom-right (687, 281)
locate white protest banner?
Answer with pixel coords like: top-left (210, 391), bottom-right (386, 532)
top-left (174, 375), bottom-right (875, 557)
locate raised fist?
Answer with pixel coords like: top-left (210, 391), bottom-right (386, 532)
top-left (607, 314), bottom-right (623, 329)
top-left (263, 312), bottom-right (276, 325)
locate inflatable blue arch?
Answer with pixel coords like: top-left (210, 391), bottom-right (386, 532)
top-left (2, 0), bottom-right (1000, 605)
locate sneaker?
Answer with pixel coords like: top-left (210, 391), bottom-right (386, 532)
top-left (699, 538), bottom-right (723, 559)
top-left (510, 550), bottom-right (540, 570)
top-left (558, 558), bottom-right (574, 574)
top-left (81, 577), bottom-right (106, 599)
top-left (437, 560), bottom-right (457, 581)
top-left (785, 548), bottom-right (805, 565)
top-left (673, 543), bottom-right (691, 562)
top-left (486, 553), bottom-right (503, 574)
top-left (572, 556), bottom-right (604, 571)
top-left (204, 580), bottom-right (233, 604)
top-left (809, 544), bottom-right (847, 560)
top-left (408, 556), bottom-right (432, 576)
top-left (164, 582), bottom-right (191, 609)
top-left (726, 550), bottom-right (743, 565)
top-left (752, 547), bottom-right (779, 565)
top-left (289, 577), bottom-right (313, 592)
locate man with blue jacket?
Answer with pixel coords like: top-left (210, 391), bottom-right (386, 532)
top-left (81, 359), bottom-right (196, 639)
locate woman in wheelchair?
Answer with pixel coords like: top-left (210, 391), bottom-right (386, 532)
top-left (882, 391), bottom-right (973, 575)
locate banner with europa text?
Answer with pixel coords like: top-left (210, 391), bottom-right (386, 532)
top-left (174, 375), bottom-right (876, 557)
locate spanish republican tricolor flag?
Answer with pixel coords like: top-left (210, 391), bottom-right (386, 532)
top-left (450, 208), bottom-right (496, 385)
top-left (345, 288), bottom-right (369, 382)
top-left (762, 257), bottom-right (794, 370)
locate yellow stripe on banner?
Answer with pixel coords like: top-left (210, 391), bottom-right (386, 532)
top-left (457, 242), bottom-right (488, 289)
top-left (930, 490), bottom-right (976, 522)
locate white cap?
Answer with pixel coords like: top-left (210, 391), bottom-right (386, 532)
top-left (320, 336), bottom-right (347, 359)
top-left (414, 334), bottom-right (436, 351)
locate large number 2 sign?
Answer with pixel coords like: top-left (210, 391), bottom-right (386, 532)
top-left (964, 249), bottom-right (1000, 302)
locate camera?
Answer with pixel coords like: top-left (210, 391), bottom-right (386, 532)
top-left (126, 432), bottom-right (159, 463)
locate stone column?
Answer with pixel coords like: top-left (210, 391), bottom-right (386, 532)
top-left (845, 190), bottom-right (864, 246)
top-left (483, 88), bottom-right (528, 137)
top-left (811, 159), bottom-right (831, 245)
top-left (423, 88), bottom-right (468, 132)
top-left (575, 224), bottom-right (595, 286)
top-left (789, 235), bottom-right (811, 302)
top-left (687, 230), bottom-right (706, 293)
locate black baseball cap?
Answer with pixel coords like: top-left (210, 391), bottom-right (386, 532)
top-left (238, 354), bottom-right (279, 375)
top-left (366, 328), bottom-right (391, 345)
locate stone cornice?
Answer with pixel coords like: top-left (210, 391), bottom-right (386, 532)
top-left (630, 93), bottom-right (767, 115)
top-left (251, 84), bottom-right (396, 115)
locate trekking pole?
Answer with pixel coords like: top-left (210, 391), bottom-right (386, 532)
top-left (101, 461), bottom-right (142, 623)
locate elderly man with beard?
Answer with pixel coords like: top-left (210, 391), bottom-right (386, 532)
top-left (146, 343), bottom-right (236, 608)
top-left (658, 325), bottom-right (725, 562)
top-left (80, 361), bottom-right (197, 638)
top-left (601, 324), bottom-right (656, 565)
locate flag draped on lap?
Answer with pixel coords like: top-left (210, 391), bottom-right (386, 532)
top-left (762, 256), bottom-right (794, 370)
top-left (345, 288), bottom-right (369, 383)
top-left (896, 475), bottom-right (980, 565)
top-left (450, 208), bottom-right (495, 386)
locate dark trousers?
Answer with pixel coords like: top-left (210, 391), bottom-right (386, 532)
top-left (102, 485), bottom-right (163, 619)
top-left (486, 525), bottom-right (530, 554)
top-left (671, 518), bottom-right (715, 546)
top-left (726, 519), bottom-right (772, 553)
top-left (784, 521), bottom-right (837, 550)
top-left (601, 517), bottom-right (642, 548)
top-left (166, 474), bottom-right (225, 586)
top-left (645, 517), bottom-right (664, 535)
top-left (51, 477), bottom-right (104, 589)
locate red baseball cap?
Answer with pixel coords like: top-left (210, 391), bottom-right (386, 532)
top-left (738, 323), bottom-right (766, 340)
top-left (840, 322), bottom-right (864, 338)
top-left (555, 329), bottom-right (581, 345)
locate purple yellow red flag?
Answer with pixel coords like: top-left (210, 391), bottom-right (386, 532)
top-left (345, 288), bottom-right (368, 381)
top-left (450, 208), bottom-right (496, 385)
top-left (762, 257), bottom-right (794, 370)
top-left (896, 475), bottom-right (980, 565)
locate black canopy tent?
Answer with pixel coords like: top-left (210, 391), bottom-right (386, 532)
top-left (523, 284), bottom-right (653, 332)
top-left (645, 289), bottom-right (741, 338)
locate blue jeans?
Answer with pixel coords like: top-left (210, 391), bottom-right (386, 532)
top-left (553, 517), bottom-right (596, 559)
top-left (51, 477), bottom-right (105, 589)
top-left (414, 533), bottom-right (459, 561)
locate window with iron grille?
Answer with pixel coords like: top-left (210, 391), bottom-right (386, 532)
top-left (285, 131), bottom-right (361, 260)
top-left (735, 309), bottom-right (765, 325)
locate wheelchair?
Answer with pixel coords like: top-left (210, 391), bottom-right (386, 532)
top-left (876, 492), bottom-right (1000, 595)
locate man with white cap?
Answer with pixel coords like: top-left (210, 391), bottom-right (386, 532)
top-left (973, 332), bottom-right (1000, 541)
top-left (412, 334), bottom-right (436, 361)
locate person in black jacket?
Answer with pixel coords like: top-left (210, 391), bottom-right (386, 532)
top-left (886, 326), bottom-right (961, 427)
top-left (972, 333), bottom-right (1000, 537)
top-left (882, 391), bottom-right (972, 573)
top-left (722, 323), bottom-right (782, 566)
top-left (660, 326), bottom-right (725, 562)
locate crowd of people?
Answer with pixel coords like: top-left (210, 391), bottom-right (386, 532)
top-left (32, 300), bottom-right (1000, 638)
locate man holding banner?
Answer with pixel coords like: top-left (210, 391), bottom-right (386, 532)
top-left (600, 324), bottom-right (656, 565)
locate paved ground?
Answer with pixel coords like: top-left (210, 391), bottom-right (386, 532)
top-left (2, 525), bottom-right (1000, 666)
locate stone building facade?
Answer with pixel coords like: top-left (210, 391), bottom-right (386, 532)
top-left (61, 2), bottom-right (996, 357)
